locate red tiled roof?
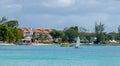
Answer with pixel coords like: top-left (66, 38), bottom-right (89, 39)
top-left (19, 28), bottom-right (31, 32)
top-left (44, 29), bottom-right (51, 34)
top-left (19, 28), bottom-right (51, 34)
top-left (33, 29), bottom-right (43, 33)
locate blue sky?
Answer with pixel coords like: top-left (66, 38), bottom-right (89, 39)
top-left (0, 0), bottom-right (120, 32)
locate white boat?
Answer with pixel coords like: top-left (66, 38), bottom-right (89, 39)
top-left (75, 36), bottom-right (80, 48)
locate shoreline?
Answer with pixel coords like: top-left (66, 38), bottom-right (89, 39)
top-left (0, 43), bottom-right (120, 46)
top-left (0, 43), bottom-right (15, 46)
top-left (0, 43), bottom-right (54, 46)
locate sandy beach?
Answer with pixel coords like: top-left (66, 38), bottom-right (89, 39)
top-left (0, 43), bottom-right (15, 46)
top-left (31, 43), bottom-right (54, 46)
top-left (0, 43), bottom-right (54, 46)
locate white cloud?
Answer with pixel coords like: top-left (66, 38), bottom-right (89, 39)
top-left (0, 0), bottom-right (22, 15)
top-left (42, 0), bottom-right (76, 7)
top-left (1, 4), bottom-right (22, 15)
top-left (7, 4), bottom-right (22, 9)
top-left (1, 0), bottom-right (120, 32)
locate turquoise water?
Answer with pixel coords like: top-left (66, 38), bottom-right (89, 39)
top-left (0, 45), bottom-right (120, 66)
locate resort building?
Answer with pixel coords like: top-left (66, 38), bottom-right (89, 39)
top-left (19, 28), bottom-right (53, 43)
top-left (33, 28), bottom-right (43, 38)
top-left (19, 28), bottom-right (33, 37)
top-left (19, 28), bottom-right (33, 42)
top-left (33, 29), bottom-right (53, 43)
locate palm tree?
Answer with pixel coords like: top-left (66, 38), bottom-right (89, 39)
top-left (0, 17), bottom-right (18, 27)
top-left (38, 33), bottom-right (50, 43)
top-left (0, 17), bottom-right (7, 24)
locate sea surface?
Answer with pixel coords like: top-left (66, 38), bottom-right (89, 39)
top-left (0, 45), bottom-right (120, 66)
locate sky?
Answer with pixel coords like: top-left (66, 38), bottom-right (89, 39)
top-left (0, 0), bottom-right (120, 32)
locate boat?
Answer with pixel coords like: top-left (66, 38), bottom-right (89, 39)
top-left (75, 36), bottom-right (80, 48)
top-left (60, 42), bottom-right (70, 47)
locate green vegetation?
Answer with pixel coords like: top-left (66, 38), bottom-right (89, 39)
top-left (95, 22), bottom-right (105, 44)
top-left (118, 25), bottom-right (120, 41)
top-left (63, 26), bottom-right (78, 43)
top-left (50, 29), bottom-right (65, 43)
top-left (50, 22), bottom-right (120, 45)
top-left (50, 26), bottom-right (79, 44)
top-left (0, 17), bottom-right (21, 43)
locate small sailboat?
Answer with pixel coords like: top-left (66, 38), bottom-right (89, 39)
top-left (75, 37), bottom-right (80, 48)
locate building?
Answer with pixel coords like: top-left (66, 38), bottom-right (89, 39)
top-left (33, 28), bottom-right (43, 38)
top-left (19, 28), bottom-right (33, 42)
top-left (19, 28), bottom-right (33, 37)
top-left (19, 28), bottom-right (53, 43)
top-left (33, 29), bottom-right (53, 43)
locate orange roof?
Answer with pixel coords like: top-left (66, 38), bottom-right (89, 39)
top-left (44, 29), bottom-right (51, 33)
top-left (25, 28), bottom-right (31, 32)
top-left (19, 28), bottom-right (31, 32)
top-left (19, 28), bottom-right (51, 33)
top-left (33, 29), bottom-right (43, 33)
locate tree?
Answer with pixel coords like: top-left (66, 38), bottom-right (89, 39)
top-left (0, 24), bottom-right (15, 43)
top-left (63, 26), bottom-right (79, 43)
top-left (0, 17), bottom-right (18, 27)
top-left (38, 33), bottom-right (50, 43)
top-left (117, 25), bottom-right (120, 41)
top-left (0, 17), bottom-right (21, 43)
top-left (86, 34), bottom-right (91, 43)
top-left (7, 27), bottom-right (15, 43)
top-left (0, 16), bottom-right (7, 23)
top-left (50, 29), bottom-right (65, 43)
top-left (79, 27), bottom-right (87, 32)
top-left (6, 20), bottom-right (19, 27)
top-left (79, 27), bottom-right (88, 39)
top-left (0, 24), bottom-right (9, 42)
top-left (107, 32), bottom-right (117, 40)
top-left (51, 29), bottom-right (65, 38)
top-left (12, 28), bottom-right (21, 42)
top-left (95, 22), bottom-right (105, 44)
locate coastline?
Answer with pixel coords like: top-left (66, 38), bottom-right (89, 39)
top-left (31, 43), bottom-right (54, 46)
top-left (0, 43), bottom-right (120, 46)
top-left (0, 43), bottom-right (15, 46)
top-left (0, 43), bottom-right (54, 46)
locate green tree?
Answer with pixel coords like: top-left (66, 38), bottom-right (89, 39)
top-left (0, 17), bottom-right (18, 27)
top-left (0, 16), bottom-right (7, 23)
top-left (0, 24), bottom-right (9, 42)
top-left (38, 33), bottom-right (50, 43)
top-left (0, 17), bottom-right (21, 43)
top-left (50, 29), bottom-right (65, 43)
top-left (117, 25), bottom-right (120, 41)
top-left (95, 22), bottom-right (105, 44)
top-left (63, 26), bottom-right (78, 43)
top-left (86, 34), bottom-right (91, 43)
top-left (12, 28), bottom-right (21, 42)
top-left (0, 24), bottom-right (15, 43)
top-left (107, 32), bottom-right (117, 40)
top-left (50, 29), bottom-right (65, 38)
top-left (7, 27), bottom-right (15, 43)
top-left (6, 20), bottom-right (19, 27)
top-left (79, 27), bottom-right (88, 39)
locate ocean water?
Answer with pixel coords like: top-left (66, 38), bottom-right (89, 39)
top-left (0, 45), bottom-right (120, 66)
